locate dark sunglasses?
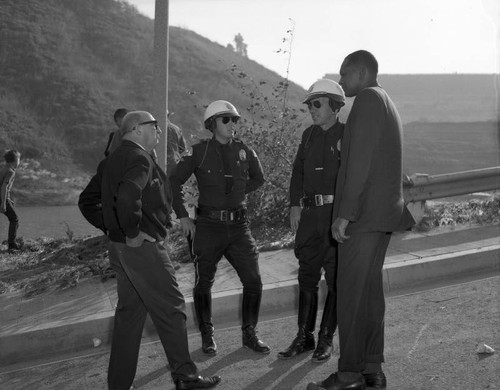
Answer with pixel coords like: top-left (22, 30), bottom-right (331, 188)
top-left (219, 116), bottom-right (239, 124)
top-left (138, 120), bottom-right (160, 130)
top-left (306, 100), bottom-right (322, 109)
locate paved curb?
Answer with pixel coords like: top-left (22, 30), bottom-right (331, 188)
top-left (1, 246), bottom-right (499, 366)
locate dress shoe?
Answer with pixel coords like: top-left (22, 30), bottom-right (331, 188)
top-left (175, 374), bottom-right (221, 390)
top-left (311, 331), bottom-right (334, 363)
top-left (242, 326), bottom-right (271, 354)
top-left (201, 330), bottom-right (217, 355)
top-left (306, 372), bottom-right (366, 390)
top-left (363, 372), bottom-right (386, 389)
top-left (277, 329), bottom-right (315, 360)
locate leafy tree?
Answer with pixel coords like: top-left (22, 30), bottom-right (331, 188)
top-left (234, 33), bottom-right (248, 57)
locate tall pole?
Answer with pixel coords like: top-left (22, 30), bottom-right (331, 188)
top-left (153, 0), bottom-right (169, 171)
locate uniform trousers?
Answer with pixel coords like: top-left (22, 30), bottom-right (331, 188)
top-left (2, 199), bottom-right (18, 244)
top-left (192, 216), bottom-right (262, 295)
top-left (107, 241), bottom-right (197, 390)
top-left (294, 204), bottom-right (337, 292)
top-left (337, 231), bottom-right (392, 373)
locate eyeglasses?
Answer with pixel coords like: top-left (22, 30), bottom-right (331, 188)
top-left (137, 120), bottom-right (160, 131)
top-left (306, 100), bottom-right (322, 109)
top-left (219, 116), bottom-right (239, 125)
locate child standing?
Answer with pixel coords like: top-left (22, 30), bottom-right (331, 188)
top-left (1, 150), bottom-right (21, 251)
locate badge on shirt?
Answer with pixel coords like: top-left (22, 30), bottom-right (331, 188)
top-left (239, 149), bottom-right (247, 161)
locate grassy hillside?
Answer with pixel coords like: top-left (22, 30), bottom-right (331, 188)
top-left (0, 0), bottom-right (307, 206)
top-left (403, 121), bottom-right (499, 175)
top-left (0, 0), bottom-right (498, 210)
top-left (0, 0), bottom-right (306, 169)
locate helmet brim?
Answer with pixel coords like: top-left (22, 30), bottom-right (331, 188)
top-left (303, 93), bottom-right (345, 104)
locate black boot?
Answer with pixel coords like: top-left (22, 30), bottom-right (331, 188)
top-left (277, 290), bottom-right (318, 360)
top-left (241, 291), bottom-right (270, 353)
top-left (194, 290), bottom-right (217, 355)
top-left (312, 289), bottom-right (337, 363)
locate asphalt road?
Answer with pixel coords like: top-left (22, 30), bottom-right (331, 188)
top-left (1, 276), bottom-right (498, 390)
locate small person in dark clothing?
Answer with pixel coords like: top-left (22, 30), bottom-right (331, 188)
top-left (1, 149), bottom-right (21, 251)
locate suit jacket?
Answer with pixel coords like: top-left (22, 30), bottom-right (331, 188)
top-left (101, 140), bottom-right (173, 243)
top-left (333, 86), bottom-right (413, 233)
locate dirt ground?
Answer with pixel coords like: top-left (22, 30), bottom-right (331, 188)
top-left (383, 278), bottom-right (499, 390)
top-left (0, 277), bottom-right (498, 389)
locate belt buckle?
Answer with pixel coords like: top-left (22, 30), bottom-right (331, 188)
top-left (324, 195), bottom-right (334, 204)
top-left (315, 194), bottom-right (323, 206)
top-left (220, 210), bottom-right (228, 221)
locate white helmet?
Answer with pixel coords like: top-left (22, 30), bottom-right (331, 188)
top-left (303, 79), bottom-right (345, 104)
top-left (203, 100), bottom-right (240, 129)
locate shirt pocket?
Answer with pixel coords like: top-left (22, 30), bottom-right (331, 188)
top-left (196, 161), bottom-right (222, 189)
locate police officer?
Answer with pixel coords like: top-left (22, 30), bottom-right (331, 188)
top-left (169, 100), bottom-right (270, 355)
top-left (277, 80), bottom-right (345, 363)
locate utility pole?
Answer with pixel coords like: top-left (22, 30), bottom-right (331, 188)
top-left (153, 0), bottom-right (169, 171)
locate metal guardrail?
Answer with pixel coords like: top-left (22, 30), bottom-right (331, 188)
top-left (403, 166), bottom-right (500, 203)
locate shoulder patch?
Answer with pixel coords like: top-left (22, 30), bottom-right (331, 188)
top-left (180, 145), bottom-right (193, 157)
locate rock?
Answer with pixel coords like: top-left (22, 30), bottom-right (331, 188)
top-left (476, 343), bottom-right (495, 354)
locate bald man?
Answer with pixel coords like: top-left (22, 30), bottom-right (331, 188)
top-left (101, 111), bottom-right (220, 390)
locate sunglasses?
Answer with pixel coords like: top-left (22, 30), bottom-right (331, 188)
top-left (138, 120), bottom-right (160, 130)
top-left (219, 116), bottom-right (239, 125)
top-left (306, 100), bottom-right (322, 109)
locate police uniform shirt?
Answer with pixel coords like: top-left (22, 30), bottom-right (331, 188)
top-left (169, 138), bottom-right (265, 218)
top-left (289, 121), bottom-right (344, 206)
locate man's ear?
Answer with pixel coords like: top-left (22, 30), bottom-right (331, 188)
top-left (358, 65), bottom-right (366, 81)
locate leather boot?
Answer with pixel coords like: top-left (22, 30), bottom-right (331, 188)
top-left (277, 290), bottom-right (318, 360)
top-left (312, 289), bottom-right (337, 363)
top-left (194, 290), bottom-right (217, 355)
top-left (241, 291), bottom-right (271, 353)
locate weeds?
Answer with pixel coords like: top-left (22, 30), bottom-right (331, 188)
top-left (1, 196), bottom-right (498, 297)
top-left (415, 196), bottom-right (500, 231)
top-left (226, 20), bottom-right (309, 231)
top-left (63, 221), bottom-right (75, 241)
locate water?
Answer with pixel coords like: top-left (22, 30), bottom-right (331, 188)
top-left (0, 205), bottom-right (103, 241)
top-left (0, 192), bottom-right (495, 242)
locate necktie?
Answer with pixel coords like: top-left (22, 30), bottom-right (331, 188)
top-left (221, 144), bottom-right (234, 194)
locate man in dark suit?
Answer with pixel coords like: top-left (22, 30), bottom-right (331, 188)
top-left (101, 110), bottom-right (220, 390)
top-left (307, 51), bottom-right (414, 390)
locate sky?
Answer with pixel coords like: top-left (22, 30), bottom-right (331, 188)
top-left (124, 0), bottom-right (499, 89)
